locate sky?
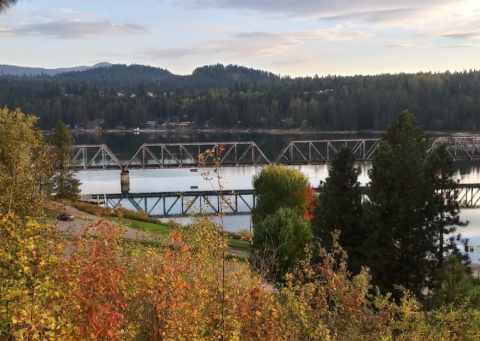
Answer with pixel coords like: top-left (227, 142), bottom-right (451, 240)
top-left (1, 0), bottom-right (480, 77)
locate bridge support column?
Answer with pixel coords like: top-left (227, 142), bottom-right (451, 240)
top-left (121, 169), bottom-right (130, 194)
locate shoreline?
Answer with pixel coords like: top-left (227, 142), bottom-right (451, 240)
top-left (64, 127), bottom-right (474, 137)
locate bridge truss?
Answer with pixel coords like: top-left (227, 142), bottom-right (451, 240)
top-left (72, 144), bottom-right (123, 170)
top-left (125, 142), bottom-right (270, 169)
top-left (275, 139), bottom-right (380, 164)
top-left (72, 136), bottom-right (480, 170)
top-left (428, 137), bottom-right (480, 160)
top-left (104, 190), bottom-right (256, 218)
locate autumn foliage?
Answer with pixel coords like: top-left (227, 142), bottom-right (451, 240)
top-left (3, 213), bottom-right (480, 340)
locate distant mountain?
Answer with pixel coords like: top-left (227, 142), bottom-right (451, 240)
top-left (0, 62), bottom-right (112, 76)
top-left (53, 64), bottom-right (173, 89)
top-left (51, 63), bottom-right (282, 92)
top-left (0, 62), bottom-right (283, 92)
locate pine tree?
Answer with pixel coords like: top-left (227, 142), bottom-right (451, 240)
top-left (427, 144), bottom-right (468, 267)
top-left (365, 110), bottom-right (436, 298)
top-left (0, 0), bottom-right (18, 14)
top-left (311, 146), bottom-right (364, 273)
top-left (48, 121), bottom-right (81, 201)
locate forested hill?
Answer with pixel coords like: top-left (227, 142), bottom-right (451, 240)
top-left (0, 62), bottom-right (111, 76)
top-left (52, 64), bottom-right (282, 91)
top-left (1, 64), bottom-right (479, 131)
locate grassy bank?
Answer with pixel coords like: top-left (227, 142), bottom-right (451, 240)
top-left (63, 200), bottom-right (252, 253)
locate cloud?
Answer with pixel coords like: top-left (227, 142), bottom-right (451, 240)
top-left (173, 0), bottom-right (457, 18)
top-left (420, 18), bottom-right (480, 40)
top-left (0, 20), bottom-right (146, 38)
top-left (318, 8), bottom-right (420, 24)
top-left (442, 31), bottom-right (480, 39)
top-left (441, 43), bottom-right (480, 48)
top-left (385, 43), bottom-right (416, 48)
top-left (173, 0), bottom-right (480, 35)
top-left (185, 24), bottom-right (232, 32)
top-left (143, 27), bottom-right (375, 61)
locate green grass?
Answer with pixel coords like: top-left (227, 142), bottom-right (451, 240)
top-left (110, 217), bottom-right (173, 234)
top-left (61, 199), bottom-right (251, 256)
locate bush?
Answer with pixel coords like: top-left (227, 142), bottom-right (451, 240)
top-left (252, 207), bottom-right (312, 284)
top-left (252, 165), bottom-right (310, 223)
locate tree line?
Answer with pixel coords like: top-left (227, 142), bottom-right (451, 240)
top-left (1, 65), bottom-right (480, 131)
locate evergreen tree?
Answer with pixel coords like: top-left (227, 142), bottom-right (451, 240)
top-left (311, 146), bottom-right (364, 273)
top-left (428, 144), bottom-right (468, 267)
top-left (427, 255), bottom-right (480, 309)
top-left (48, 121), bottom-right (81, 200)
top-left (0, 0), bottom-right (18, 14)
top-left (365, 111), bottom-right (436, 298)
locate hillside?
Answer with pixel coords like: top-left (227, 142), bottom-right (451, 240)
top-left (52, 63), bottom-right (282, 91)
top-left (0, 62), bottom-right (111, 76)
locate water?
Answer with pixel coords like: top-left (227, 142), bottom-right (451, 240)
top-left (74, 131), bottom-right (480, 262)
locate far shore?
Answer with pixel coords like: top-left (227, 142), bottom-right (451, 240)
top-left (61, 127), bottom-right (478, 137)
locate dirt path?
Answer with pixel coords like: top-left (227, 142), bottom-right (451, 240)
top-left (57, 205), bottom-right (152, 240)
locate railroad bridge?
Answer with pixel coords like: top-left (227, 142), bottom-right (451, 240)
top-left (72, 136), bottom-right (480, 171)
top-left (82, 183), bottom-right (480, 218)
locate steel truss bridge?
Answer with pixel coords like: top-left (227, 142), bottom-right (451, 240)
top-left (85, 183), bottom-right (480, 218)
top-left (72, 137), bottom-right (480, 171)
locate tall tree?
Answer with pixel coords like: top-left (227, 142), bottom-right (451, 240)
top-left (48, 121), bottom-right (81, 200)
top-left (365, 110), bottom-right (436, 298)
top-left (0, 107), bottom-right (53, 217)
top-left (311, 146), bottom-right (364, 273)
top-left (428, 144), bottom-right (468, 267)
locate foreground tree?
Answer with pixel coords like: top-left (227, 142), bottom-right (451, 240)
top-left (365, 111), bottom-right (437, 298)
top-left (428, 144), bottom-right (468, 267)
top-left (251, 165), bottom-right (311, 223)
top-left (311, 146), bottom-right (365, 273)
top-left (252, 207), bottom-right (312, 284)
top-left (0, 0), bottom-right (18, 14)
top-left (0, 107), bottom-right (53, 217)
top-left (427, 255), bottom-right (480, 309)
top-left (48, 121), bottom-right (81, 200)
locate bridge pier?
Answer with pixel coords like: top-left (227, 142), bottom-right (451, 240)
top-left (121, 169), bottom-right (130, 194)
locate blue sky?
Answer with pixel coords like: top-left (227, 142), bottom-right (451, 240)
top-left (1, 0), bottom-right (480, 76)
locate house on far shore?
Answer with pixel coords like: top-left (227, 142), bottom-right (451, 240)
top-left (117, 92), bottom-right (125, 97)
top-left (144, 121), bottom-right (156, 128)
top-left (147, 92), bottom-right (154, 97)
top-left (176, 122), bottom-right (190, 128)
